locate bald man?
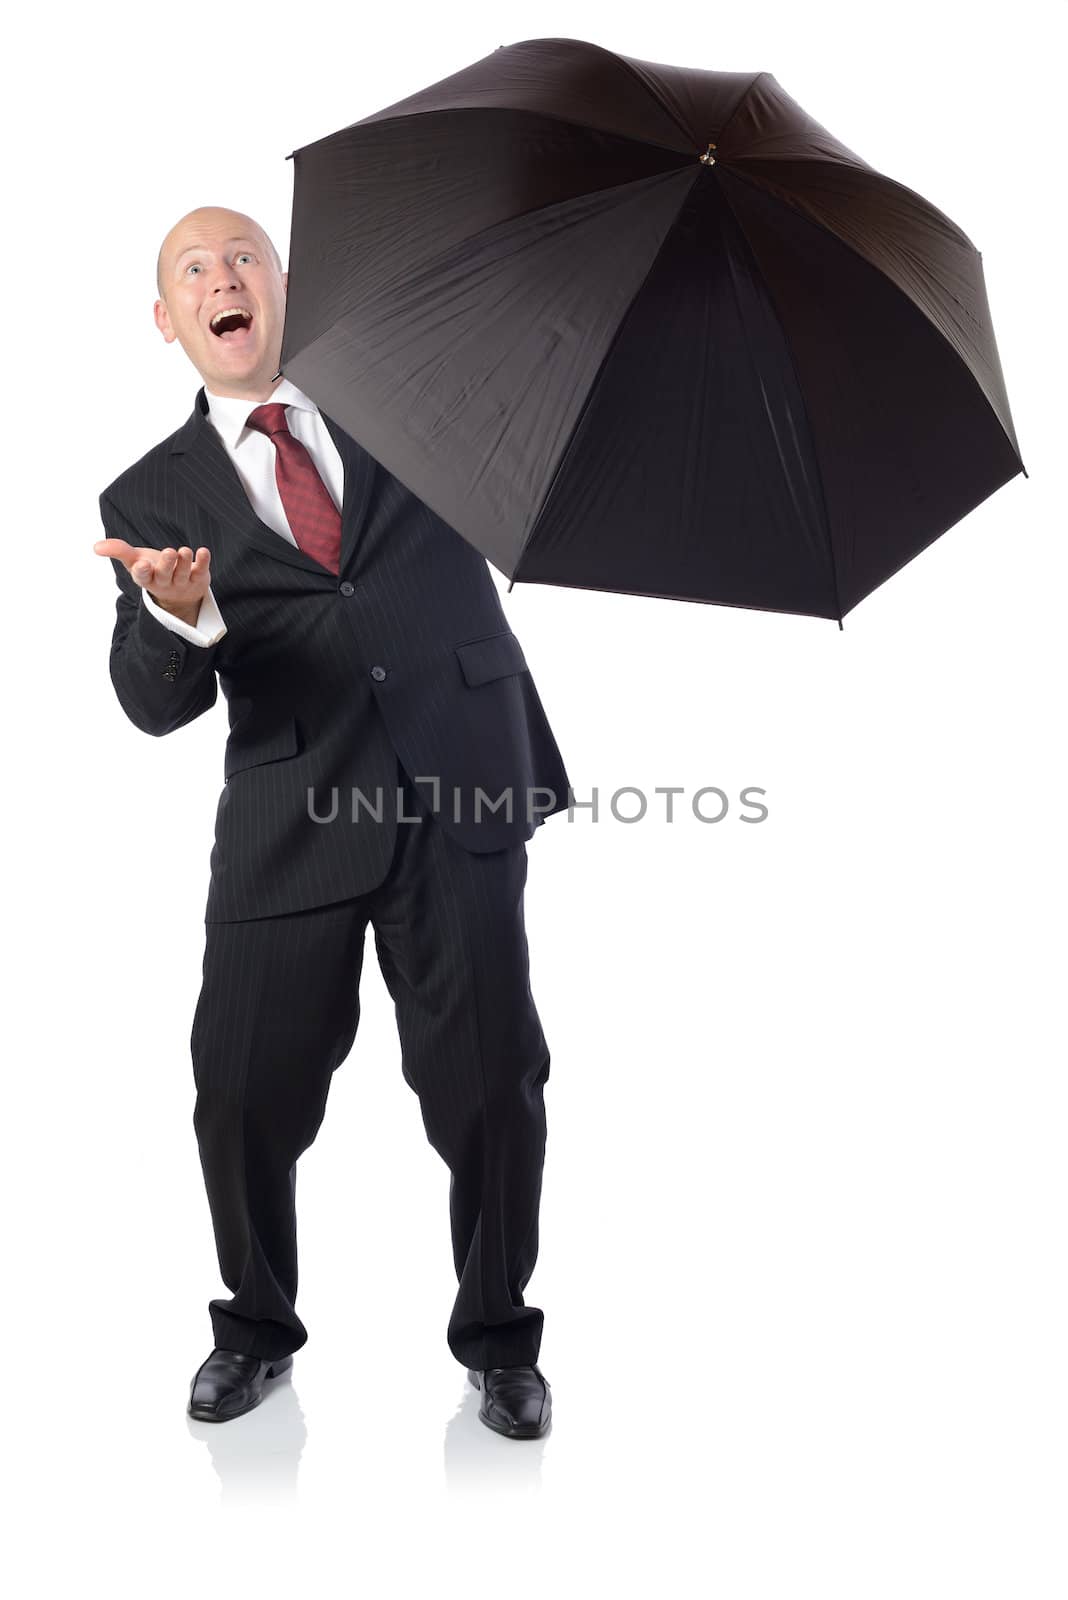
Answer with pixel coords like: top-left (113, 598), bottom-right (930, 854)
top-left (94, 207), bottom-right (569, 1438)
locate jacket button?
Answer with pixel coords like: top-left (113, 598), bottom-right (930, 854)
top-left (370, 665), bottom-right (387, 682)
top-left (339, 581), bottom-right (355, 596)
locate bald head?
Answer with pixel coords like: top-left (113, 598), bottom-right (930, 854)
top-left (156, 206), bottom-right (282, 299)
top-left (152, 205), bottom-right (288, 399)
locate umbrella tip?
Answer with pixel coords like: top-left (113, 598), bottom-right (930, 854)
top-left (507, 577), bottom-right (515, 594)
top-left (838, 618), bottom-right (844, 632)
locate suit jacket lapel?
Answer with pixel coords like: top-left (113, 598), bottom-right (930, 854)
top-left (170, 387), bottom-right (377, 579)
top-left (321, 408), bottom-right (377, 575)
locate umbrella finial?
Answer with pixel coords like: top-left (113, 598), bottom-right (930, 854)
top-left (699, 142), bottom-right (717, 165)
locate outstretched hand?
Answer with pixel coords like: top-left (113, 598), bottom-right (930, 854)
top-left (94, 539), bottom-right (212, 624)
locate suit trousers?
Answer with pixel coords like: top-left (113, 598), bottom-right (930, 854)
top-left (189, 756), bottom-right (552, 1371)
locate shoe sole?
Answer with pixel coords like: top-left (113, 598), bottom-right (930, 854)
top-left (466, 1367), bottom-right (551, 1439)
top-left (187, 1355), bottom-right (293, 1423)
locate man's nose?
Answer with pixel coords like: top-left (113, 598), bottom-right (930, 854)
top-left (208, 269), bottom-right (243, 294)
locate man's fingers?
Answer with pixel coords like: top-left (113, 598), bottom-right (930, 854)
top-left (162, 548), bottom-right (210, 588)
top-left (164, 547), bottom-right (211, 587)
top-left (176, 549), bottom-right (192, 582)
top-left (93, 538), bottom-right (134, 561)
top-left (94, 537), bottom-right (211, 591)
top-left (136, 547), bottom-right (172, 589)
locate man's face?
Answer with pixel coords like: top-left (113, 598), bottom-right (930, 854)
top-left (154, 209), bottom-right (287, 398)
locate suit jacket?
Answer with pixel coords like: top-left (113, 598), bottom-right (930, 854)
top-left (99, 386), bottom-right (572, 922)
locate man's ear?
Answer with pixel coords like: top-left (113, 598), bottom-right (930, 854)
top-left (282, 269), bottom-right (288, 294)
top-left (154, 298), bottom-right (176, 344)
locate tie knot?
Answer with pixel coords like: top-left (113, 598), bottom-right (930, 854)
top-left (246, 402), bottom-right (290, 438)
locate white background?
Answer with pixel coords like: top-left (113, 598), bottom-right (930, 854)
top-left (4, 0), bottom-right (1064, 1593)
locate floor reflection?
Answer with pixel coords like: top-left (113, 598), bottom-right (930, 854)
top-left (184, 1364), bottom-right (551, 1499)
top-left (443, 1372), bottom-right (550, 1489)
top-left (185, 1368), bottom-right (306, 1503)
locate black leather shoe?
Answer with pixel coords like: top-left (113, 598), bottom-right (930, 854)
top-left (188, 1348), bottom-right (294, 1422)
top-left (466, 1364), bottom-right (552, 1438)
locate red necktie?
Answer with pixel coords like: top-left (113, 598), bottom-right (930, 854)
top-left (246, 403), bottom-right (342, 575)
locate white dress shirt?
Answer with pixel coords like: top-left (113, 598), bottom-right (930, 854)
top-left (141, 377), bottom-right (345, 647)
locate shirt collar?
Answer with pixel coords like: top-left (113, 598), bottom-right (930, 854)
top-left (203, 377), bottom-right (319, 451)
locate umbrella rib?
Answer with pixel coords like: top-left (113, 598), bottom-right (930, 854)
top-left (714, 70), bottom-right (770, 150)
top-left (507, 167), bottom-right (706, 594)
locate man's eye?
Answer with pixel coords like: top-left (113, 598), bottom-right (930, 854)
top-left (236, 253), bottom-right (253, 264)
top-left (187, 263), bottom-right (201, 275)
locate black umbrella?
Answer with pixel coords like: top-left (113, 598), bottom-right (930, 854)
top-left (279, 37), bottom-right (1027, 624)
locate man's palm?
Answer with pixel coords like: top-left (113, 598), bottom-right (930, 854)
top-left (94, 539), bottom-right (212, 612)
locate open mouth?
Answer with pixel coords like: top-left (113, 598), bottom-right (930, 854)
top-left (209, 306), bottom-right (254, 342)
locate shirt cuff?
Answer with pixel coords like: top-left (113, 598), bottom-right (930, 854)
top-left (141, 586), bottom-right (227, 647)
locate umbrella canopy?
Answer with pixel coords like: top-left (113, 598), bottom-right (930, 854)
top-left (280, 37), bottom-right (1026, 623)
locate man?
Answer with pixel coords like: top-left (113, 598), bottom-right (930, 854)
top-left (94, 206), bottom-right (570, 1439)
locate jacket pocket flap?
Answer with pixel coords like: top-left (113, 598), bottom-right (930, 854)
top-left (455, 631), bottom-right (527, 687)
top-left (224, 716), bottom-right (299, 779)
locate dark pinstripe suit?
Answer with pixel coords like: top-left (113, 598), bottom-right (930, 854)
top-left (99, 387), bottom-right (571, 1367)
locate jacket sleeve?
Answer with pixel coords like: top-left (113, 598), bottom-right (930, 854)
top-left (99, 489), bottom-right (221, 736)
